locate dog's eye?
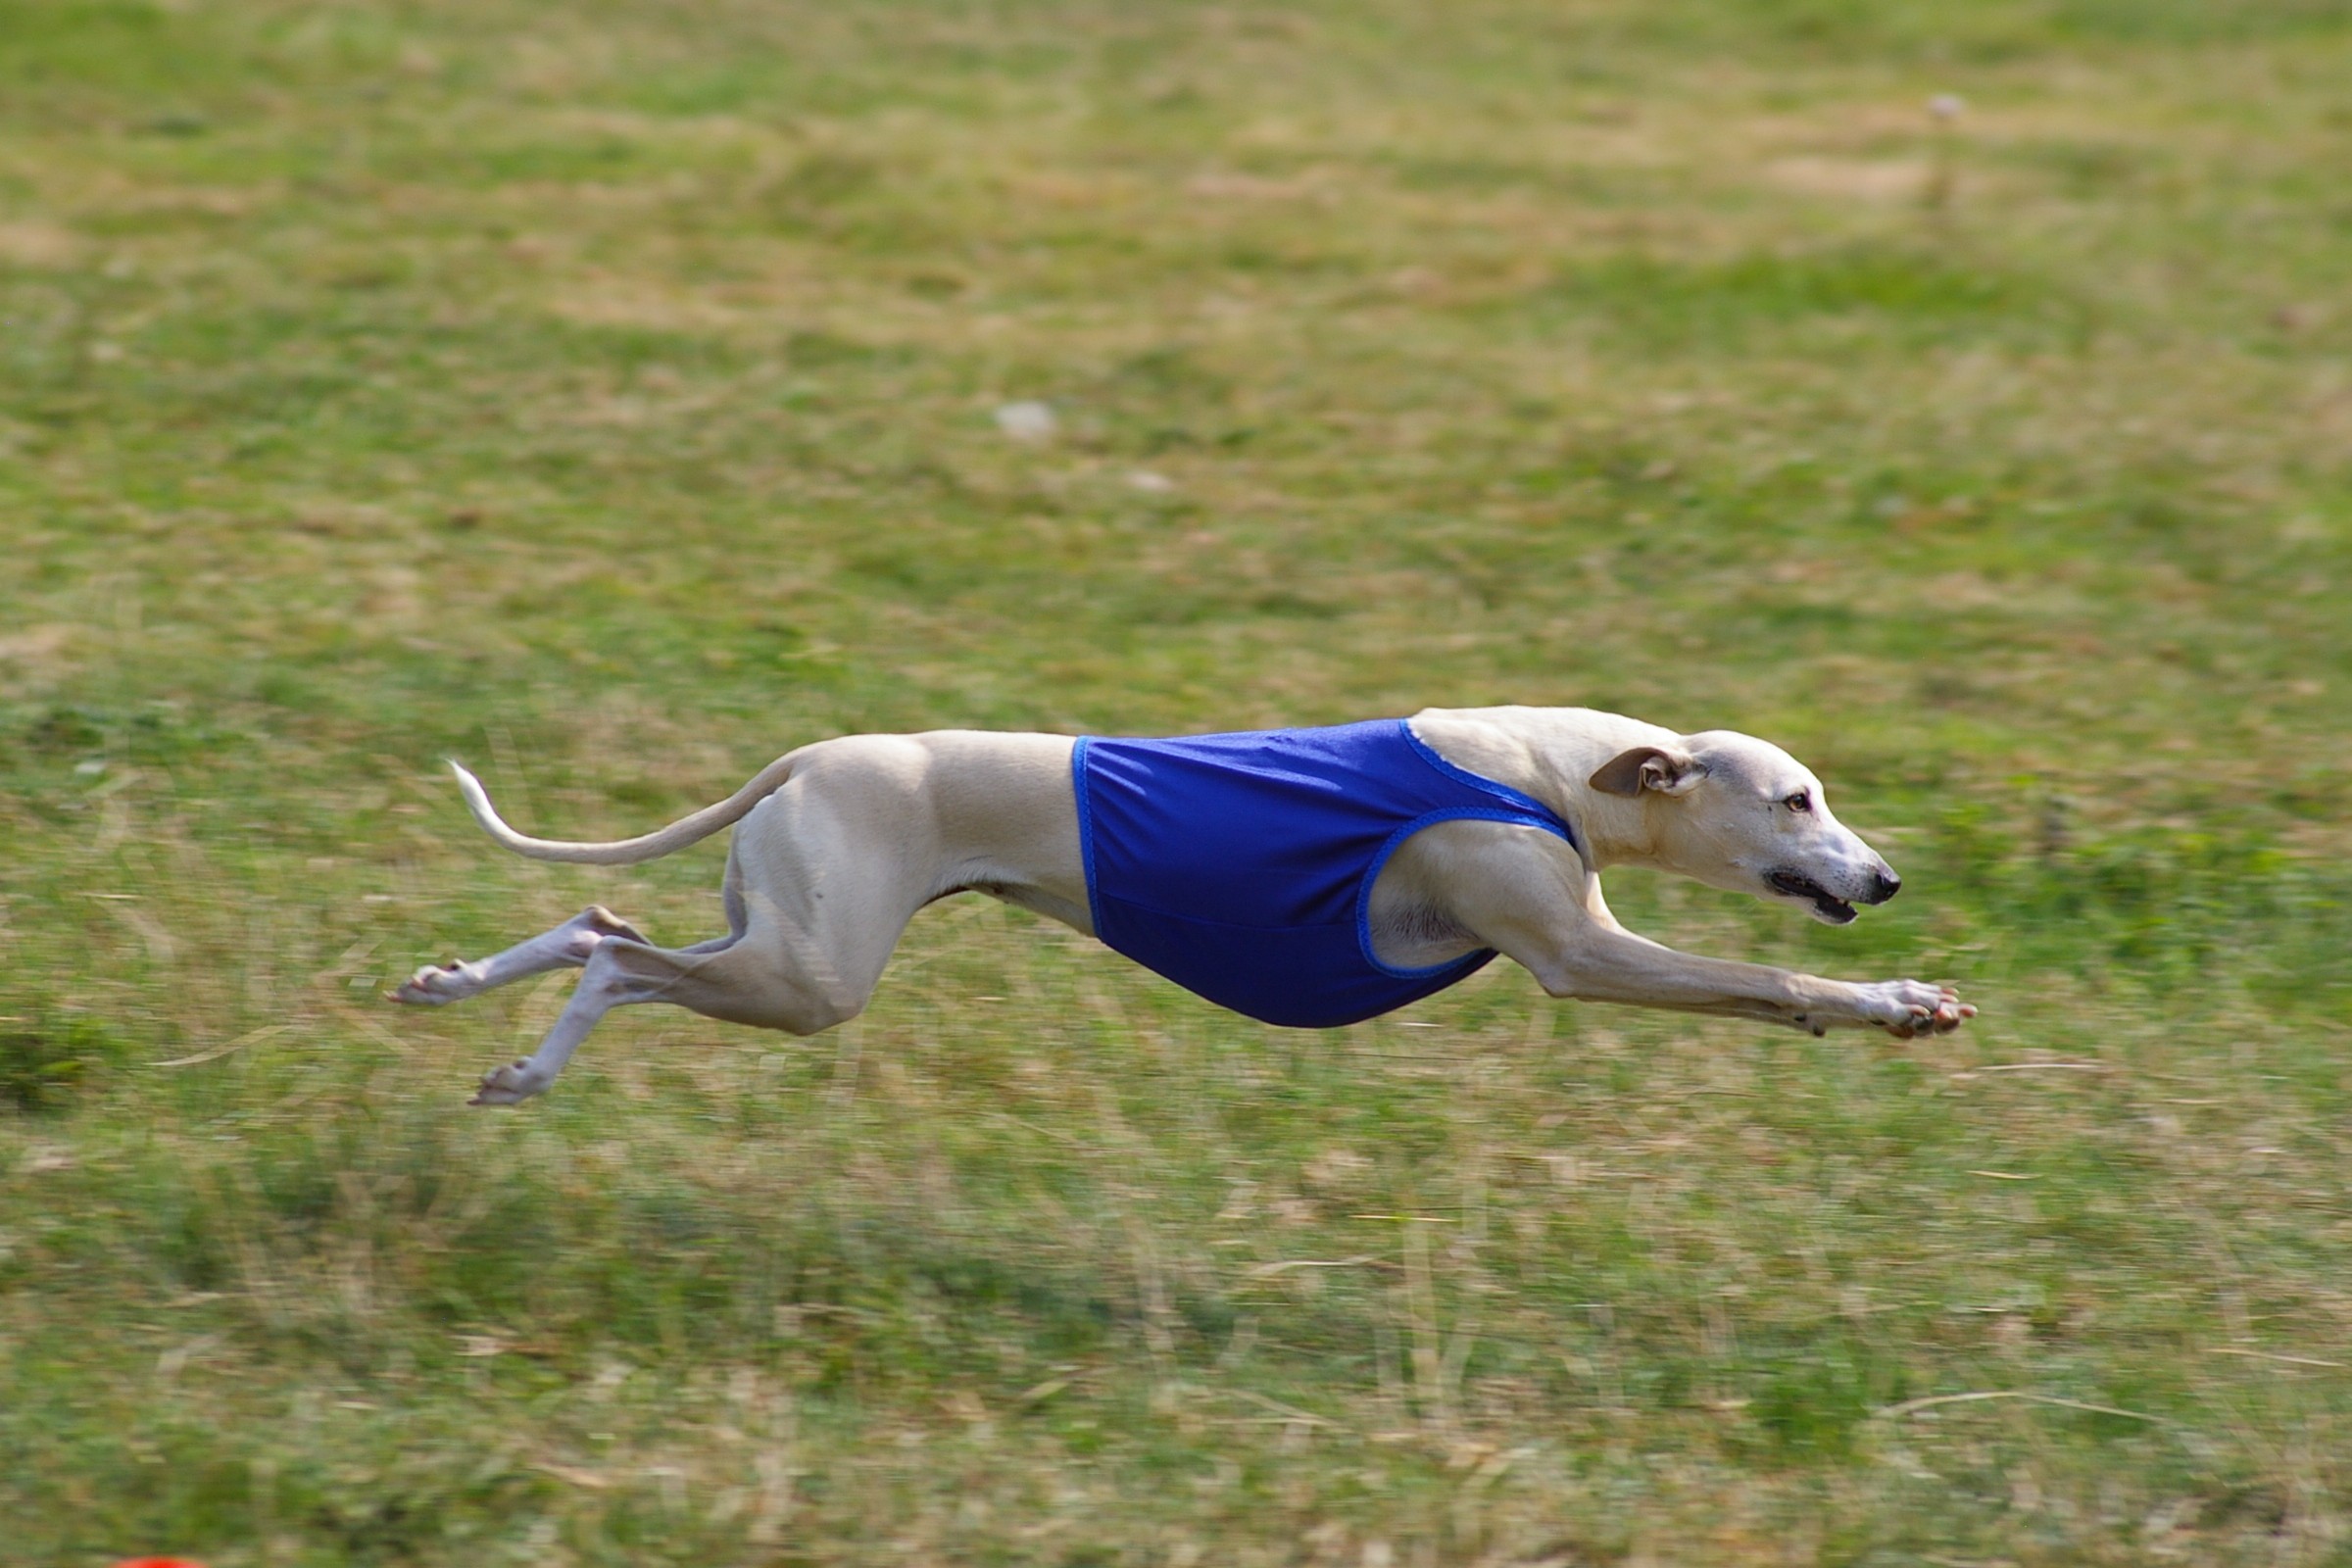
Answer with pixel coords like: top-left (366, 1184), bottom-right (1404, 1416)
top-left (1784, 793), bottom-right (1812, 813)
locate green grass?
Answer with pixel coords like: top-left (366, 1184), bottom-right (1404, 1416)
top-left (6, 0), bottom-right (2352, 1561)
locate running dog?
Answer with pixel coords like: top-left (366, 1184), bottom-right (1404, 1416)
top-left (396, 707), bottom-right (1972, 1104)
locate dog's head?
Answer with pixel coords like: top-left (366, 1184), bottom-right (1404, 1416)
top-left (1587, 731), bottom-right (1901, 924)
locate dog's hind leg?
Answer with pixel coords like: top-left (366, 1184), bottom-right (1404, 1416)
top-left (398, 836), bottom-right (764, 1008)
top-left (465, 739), bottom-right (957, 1105)
top-left (464, 911), bottom-right (891, 1106)
top-left (466, 935), bottom-right (682, 1105)
top-left (393, 905), bottom-right (652, 1006)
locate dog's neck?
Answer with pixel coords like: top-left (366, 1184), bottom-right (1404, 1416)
top-left (1407, 705), bottom-right (1680, 871)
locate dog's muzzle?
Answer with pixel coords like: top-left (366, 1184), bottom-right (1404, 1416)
top-left (1766, 868), bottom-right (1891, 924)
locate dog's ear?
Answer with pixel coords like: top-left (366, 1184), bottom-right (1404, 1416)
top-left (1589, 746), bottom-right (1708, 799)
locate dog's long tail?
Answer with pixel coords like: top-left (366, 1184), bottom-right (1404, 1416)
top-left (447, 755), bottom-right (800, 865)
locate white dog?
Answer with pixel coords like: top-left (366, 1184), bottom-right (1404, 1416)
top-left (397, 707), bottom-right (1972, 1104)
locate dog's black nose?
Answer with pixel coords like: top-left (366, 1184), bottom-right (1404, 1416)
top-left (1871, 868), bottom-right (1902, 904)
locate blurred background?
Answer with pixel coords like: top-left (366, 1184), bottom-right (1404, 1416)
top-left (4, 1), bottom-right (2350, 1562)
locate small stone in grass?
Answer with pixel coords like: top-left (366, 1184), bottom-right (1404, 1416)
top-left (994, 401), bottom-right (1057, 442)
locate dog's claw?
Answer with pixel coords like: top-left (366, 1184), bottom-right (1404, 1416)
top-left (468, 1057), bottom-right (546, 1107)
top-left (1854, 978), bottom-right (1973, 1038)
top-left (395, 960), bottom-right (481, 1005)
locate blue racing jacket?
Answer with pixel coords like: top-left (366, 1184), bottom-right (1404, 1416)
top-left (1071, 719), bottom-right (1579, 1028)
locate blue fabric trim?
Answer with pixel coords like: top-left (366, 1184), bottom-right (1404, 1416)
top-left (1070, 736), bottom-right (1104, 935)
top-left (1397, 720), bottom-right (1581, 858)
top-left (1357, 720), bottom-right (1579, 981)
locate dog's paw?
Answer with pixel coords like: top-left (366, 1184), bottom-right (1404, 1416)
top-left (468, 1057), bottom-right (551, 1106)
top-left (1855, 979), bottom-right (1973, 1039)
top-left (394, 960), bottom-right (485, 1005)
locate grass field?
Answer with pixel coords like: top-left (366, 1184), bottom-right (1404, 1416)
top-left (6, 0), bottom-right (2352, 1561)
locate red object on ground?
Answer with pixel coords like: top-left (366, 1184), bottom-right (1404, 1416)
top-left (111, 1559), bottom-right (209, 1567)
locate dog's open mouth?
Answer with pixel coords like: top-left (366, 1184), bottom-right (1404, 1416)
top-left (1767, 870), bottom-right (1857, 925)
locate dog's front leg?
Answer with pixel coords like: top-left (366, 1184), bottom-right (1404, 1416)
top-left (1381, 818), bottom-right (1971, 1038)
top-left (1518, 926), bottom-right (1970, 1039)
